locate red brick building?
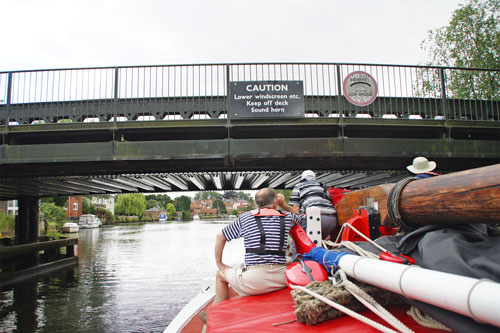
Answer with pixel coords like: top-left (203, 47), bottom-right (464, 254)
top-left (66, 197), bottom-right (82, 220)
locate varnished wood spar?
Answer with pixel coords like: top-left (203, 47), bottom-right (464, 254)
top-left (336, 164), bottom-right (500, 227)
top-left (336, 184), bottom-right (395, 226)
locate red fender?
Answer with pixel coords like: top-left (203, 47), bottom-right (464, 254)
top-left (286, 260), bottom-right (328, 287)
top-left (289, 225), bottom-right (316, 254)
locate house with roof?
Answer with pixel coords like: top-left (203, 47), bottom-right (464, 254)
top-left (144, 206), bottom-right (167, 220)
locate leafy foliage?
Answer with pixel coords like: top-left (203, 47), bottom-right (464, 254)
top-left (212, 198), bottom-right (227, 214)
top-left (41, 196), bottom-right (68, 207)
top-left (146, 199), bottom-right (160, 210)
top-left (94, 207), bottom-right (112, 224)
top-left (420, 0), bottom-right (500, 100)
top-left (81, 197), bottom-right (95, 214)
top-left (40, 202), bottom-right (66, 227)
top-left (181, 210), bottom-right (192, 220)
top-left (173, 195), bottom-right (192, 211)
top-left (194, 192), bottom-right (223, 201)
top-left (145, 194), bottom-right (172, 209)
top-left (0, 212), bottom-right (15, 232)
top-left (166, 203), bottom-right (176, 219)
top-left (115, 194), bottom-right (146, 218)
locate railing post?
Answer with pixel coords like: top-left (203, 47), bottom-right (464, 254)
top-left (336, 64), bottom-right (344, 137)
top-left (225, 64), bottom-right (232, 167)
top-left (4, 72), bottom-right (13, 127)
top-left (226, 64), bottom-right (231, 124)
top-left (113, 67), bottom-right (120, 125)
top-left (439, 68), bottom-right (448, 120)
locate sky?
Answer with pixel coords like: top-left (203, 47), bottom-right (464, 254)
top-left (1, 0), bottom-right (465, 72)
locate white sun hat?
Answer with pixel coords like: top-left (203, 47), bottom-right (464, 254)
top-left (407, 156), bottom-right (437, 174)
top-left (301, 170), bottom-right (316, 180)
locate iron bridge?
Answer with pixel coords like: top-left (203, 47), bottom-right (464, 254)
top-left (1, 63), bottom-right (499, 200)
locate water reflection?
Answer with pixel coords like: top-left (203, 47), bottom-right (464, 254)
top-left (0, 221), bottom-right (243, 332)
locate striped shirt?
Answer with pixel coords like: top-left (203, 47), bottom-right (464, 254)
top-left (289, 180), bottom-right (336, 215)
top-left (222, 211), bottom-right (302, 266)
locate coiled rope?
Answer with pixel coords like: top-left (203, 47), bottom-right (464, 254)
top-left (333, 270), bottom-right (414, 333)
top-left (387, 177), bottom-right (416, 231)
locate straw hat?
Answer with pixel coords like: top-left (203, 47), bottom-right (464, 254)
top-left (407, 157), bottom-right (437, 174)
top-left (301, 170), bottom-right (316, 180)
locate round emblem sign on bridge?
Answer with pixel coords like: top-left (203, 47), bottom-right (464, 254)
top-left (343, 71), bottom-right (378, 106)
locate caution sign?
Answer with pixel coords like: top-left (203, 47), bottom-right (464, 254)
top-left (343, 71), bottom-right (378, 107)
top-left (230, 81), bottom-right (304, 118)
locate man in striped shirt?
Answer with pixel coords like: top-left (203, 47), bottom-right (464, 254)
top-left (213, 188), bottom-right (302, 304)
top-left (277, 170), bottom-right (337, 239)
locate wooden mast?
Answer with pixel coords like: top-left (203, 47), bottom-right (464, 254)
top-left (335, 163), bottom-right (500, 227)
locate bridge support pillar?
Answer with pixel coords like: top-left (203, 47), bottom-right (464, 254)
top-left (16, 196), bottom-right (39, 245)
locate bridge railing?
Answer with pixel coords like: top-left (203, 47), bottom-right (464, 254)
top-left (1, 63), bottom-right (499, 125)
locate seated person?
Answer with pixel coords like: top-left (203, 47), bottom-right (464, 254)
top-left (213, 188), bottom-right (302, 304)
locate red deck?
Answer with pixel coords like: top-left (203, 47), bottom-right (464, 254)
top-left (207, 288), bottom-right (448, 332)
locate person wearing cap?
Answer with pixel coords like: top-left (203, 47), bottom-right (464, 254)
top-left (407, 156), bottom-right (440, 179)
top-left (276, 170), bottom-right (337, 239)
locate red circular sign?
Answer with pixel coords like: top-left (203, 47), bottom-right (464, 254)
top-left (343, 71), bottom-right (378, 106)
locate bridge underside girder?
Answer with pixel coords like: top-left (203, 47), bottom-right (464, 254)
top-left (1, 118), bottom-right (499, 200)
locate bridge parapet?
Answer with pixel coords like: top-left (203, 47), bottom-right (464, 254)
top-left (1, 64), bottom-right (499, 200)
top-left (1, 63), bottom-right (499, 125)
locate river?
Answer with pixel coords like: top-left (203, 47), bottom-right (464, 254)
top-left (0, 220), bottom-right (244, 333)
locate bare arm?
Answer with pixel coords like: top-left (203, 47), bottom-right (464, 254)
top-left (214, 231), bottom-right (231, 270)
top-left (276, 193), bottom-right (300, 214)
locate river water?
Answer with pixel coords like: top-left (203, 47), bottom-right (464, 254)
top-left (0, 220), bottom-right (244, 333)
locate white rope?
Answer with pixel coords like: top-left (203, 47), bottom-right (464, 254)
top-left (340, 223), bottom-right (389, 252)
top-left (407, 306), bottom-right (452, 331)
top-left (334, 270), bottom-right (414, 333)
top-left (290, 283), bottom-right (401, 333)
top-left (323, 239), bottom-right (379, 259)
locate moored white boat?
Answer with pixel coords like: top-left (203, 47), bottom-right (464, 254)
top-left (62, 222), bottom-right (79, 233)
top-left (78, 214), bottom-right (100, 229)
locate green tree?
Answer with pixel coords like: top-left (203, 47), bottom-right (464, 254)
top-left (81, 197), bottom-right (95, 214)
top-left (41, 196), bottom-right (68, 208)
top-left (115, 194), bottom-right (146, 218)
top-left (145, 194), bottom-right (172, 208)
top-left (236, 192), bottom-right (253, 201)
top-left (194, 192), bottom-right (223, 201)
top-left (0, 212), bottom-right (15, 233)
top-left (146, 199), bottom-right (159, 210)
top-left (213, 198), bottom-right (227, 214)
top-left (40, 202), bottom-right (66, 227)
top-left (166, 203), bottom-right (176, 219)
top-left (94, 207), bottom-right (112, 224)
top-left (173, 195), bottom-right (192, 211)
top-left (182, 210), bottom-right (192, 220)
top-left (420, 0), bottom-right (500, 99)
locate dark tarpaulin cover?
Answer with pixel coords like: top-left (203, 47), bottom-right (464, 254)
top-left (351, 223), bottom-right (500, 333)
top-left (366, 223), bottom-right (500, 282)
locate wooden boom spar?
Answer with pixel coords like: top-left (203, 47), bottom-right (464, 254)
top-left (335, 163), bottom-right (500, 227)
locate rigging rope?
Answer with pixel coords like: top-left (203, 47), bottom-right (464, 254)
top-left (407, 306), bottom-right (452, 331)
top-left (333, 270), bottom-right (414, 333)
top-left (387, 177), bottom-right (416, 231)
